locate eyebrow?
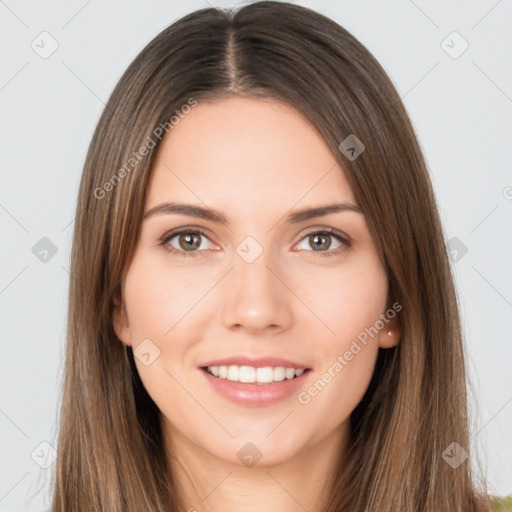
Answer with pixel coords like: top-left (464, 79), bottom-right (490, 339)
top-left (142, 201), bottom-right (363, 225)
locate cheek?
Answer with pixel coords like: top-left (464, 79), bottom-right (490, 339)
top-left (292, 255), bottom-right (387, 411)
top-left (295, 255), bottom-right (389, 342)
top-left (122, 252), bottom-right (209, 396)
top-left (123, 253), bottom-right (204, 339)
top-left (123, 257), bottom-right (196, 420)
top-left (296, 271), bottom-right (384, 433)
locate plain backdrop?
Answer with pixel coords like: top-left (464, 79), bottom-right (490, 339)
top-left (1, 0), bottom-right (511, 510)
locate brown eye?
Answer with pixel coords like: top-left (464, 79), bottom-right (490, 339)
top-left (309, 233), bottom-right (332, 251)
top-left (295, 229), bottom-right (351, 257)
top-left (177, 232), bottom-right (202, 251)
top-left (160, 228), bottom-right (214, 256)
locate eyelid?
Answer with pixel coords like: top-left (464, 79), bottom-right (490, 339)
top-left (294, 225), bottom-right (351, 244)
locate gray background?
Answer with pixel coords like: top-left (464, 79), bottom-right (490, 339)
top-left (1, 0), bottom-right (511, 509)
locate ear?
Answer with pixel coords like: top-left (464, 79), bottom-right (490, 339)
top-left (112, 286), bottom-right (132, 347)
top-left (379, 315), bottom-right (401, 349)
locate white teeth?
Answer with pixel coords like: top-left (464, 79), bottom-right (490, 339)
top-left (227, 365), bottom-right (239, 381)
top-left (205, 364), bottom-right (306, 384)
top-left (238, 366), bottom-right (255, 383)
top-left (285, 367), bottom-right (295, 379)
top-left (273, 366), bottom-right (285, 381)
top-left (256, 367), bottom-right (274, 383)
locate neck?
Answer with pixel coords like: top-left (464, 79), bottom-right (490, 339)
top-left (163, 418), bottom-right (349, 512)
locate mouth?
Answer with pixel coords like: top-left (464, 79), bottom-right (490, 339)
top-left (201, 365), bottom-right (311, 385)
top-left (199, 364), bottom-right (312, 406)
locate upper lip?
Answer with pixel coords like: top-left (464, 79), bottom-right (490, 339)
top-left (199, 356), bottom-right (310, 370)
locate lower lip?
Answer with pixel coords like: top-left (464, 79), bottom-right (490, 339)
top-left (200, 368), bottom-right (311, 407)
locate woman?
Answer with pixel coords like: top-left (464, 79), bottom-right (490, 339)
top-left (50, 2), bottom-right (494, 510)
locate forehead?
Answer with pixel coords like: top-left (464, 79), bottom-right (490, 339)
top-left (145, 97), bottom-right (356, 214)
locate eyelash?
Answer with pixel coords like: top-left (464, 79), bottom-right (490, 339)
top-left (158, 227), bottom-right (352, 258)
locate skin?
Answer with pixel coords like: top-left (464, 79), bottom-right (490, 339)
top-left (113, 97), bottom-right (400, 512)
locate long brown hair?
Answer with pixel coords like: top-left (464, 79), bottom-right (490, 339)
top-left (51, 2), bottom-right (492, 510)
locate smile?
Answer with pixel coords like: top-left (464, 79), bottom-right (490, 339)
top-left (200, 366), bottom-right (311, 407)
top-left (204, 365), bottom-right (305, 384)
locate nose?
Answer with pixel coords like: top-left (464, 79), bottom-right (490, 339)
top-left (221, 247), bottom-right (293, 334)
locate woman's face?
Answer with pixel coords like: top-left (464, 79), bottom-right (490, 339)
top-left (113, 97), bottom-right (399, 468)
